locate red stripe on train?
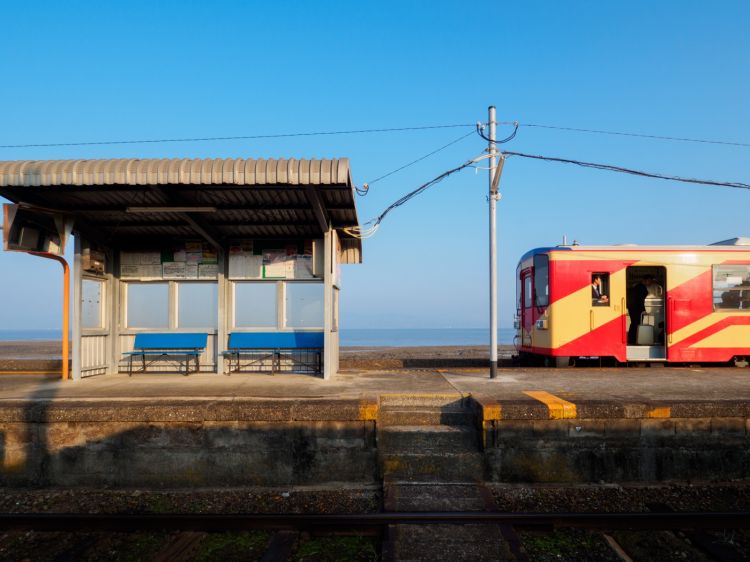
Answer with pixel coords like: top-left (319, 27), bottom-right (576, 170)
top-left (551, 260), bottom-right (636, 302)
top-left (666, 270), bottom-right (713, 333)
top-left (671, 316), bottom-right (750, 349)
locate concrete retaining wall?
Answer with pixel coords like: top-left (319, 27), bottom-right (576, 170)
top-left (0, 399), bottom-right (378, 488)
top-left (1, 396), bottom-right (749, 488)
top-left (475, 397), bottom-right (750, 483)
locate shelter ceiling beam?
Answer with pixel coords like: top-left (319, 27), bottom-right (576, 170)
top-left (69, 205), bottom-right (354, 214)
top-left (303, 184), bottom-right (329, 234)
top-left (106, 221), bottom-right (318, 231)
top-left (145, 185), bottom-right (223, 250)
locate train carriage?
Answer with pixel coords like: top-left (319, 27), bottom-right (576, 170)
top-left (515, 238), bottom-right (750, 366)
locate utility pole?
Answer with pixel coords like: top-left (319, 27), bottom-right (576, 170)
top-left (488, 106), bottom-right (498, 379)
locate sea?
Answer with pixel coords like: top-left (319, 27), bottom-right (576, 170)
top-left (0, 328), bottom-right (516, 348)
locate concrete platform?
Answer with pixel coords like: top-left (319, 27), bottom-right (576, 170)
top-left (0, 366), bottom-right (748, 406)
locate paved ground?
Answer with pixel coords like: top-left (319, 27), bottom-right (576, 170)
top-left (0, 366), bottom-right (747, 404)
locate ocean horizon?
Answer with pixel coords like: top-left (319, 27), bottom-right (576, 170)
top-left (0, 328), bottom-right (515, 347)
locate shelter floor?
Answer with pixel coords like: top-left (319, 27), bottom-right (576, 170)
top-left (0, 366), bottom-right (748, 404)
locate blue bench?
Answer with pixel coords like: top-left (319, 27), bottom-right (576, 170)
top-left (224, 332), bottom-right (323, 375)
top-left (124, 333), bottom-right (208, 376)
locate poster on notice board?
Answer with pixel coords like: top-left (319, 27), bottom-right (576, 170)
top-left (120, 242), bottom-right (218, 280)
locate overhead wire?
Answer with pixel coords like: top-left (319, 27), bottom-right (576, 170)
top-left (356, 129), bottom-right (477, 196)
top-left (502, 150), bottom-right (750, 190)
top-left (0, 123), bottom-right (476, 149)
top-left (476, 121), bottom-right (519, 144)
top-left (347, 127), bottom-right (749, 240)
top-left (494, 121), bottom-right (750, 149)
top-left (343, 156), bottom-right (482, 239)
top-left (1, 116), bottom-right (747, 150)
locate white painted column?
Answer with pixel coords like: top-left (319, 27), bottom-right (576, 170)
top-left (109, 251), bottom-right (121, 375)
top-left (71, 236), bottom-right (83, 381)
top-left (217, 249), bottom-right (227, 374)
top-left (323, 229), bottom-right (334, 380)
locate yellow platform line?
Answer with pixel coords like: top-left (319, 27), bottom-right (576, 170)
top-left (358, 400), bottom-right (379, 421)
top-left (524, 390), bottom-right (577, 419)
top-left (647, 406), bottom-right (671, 418)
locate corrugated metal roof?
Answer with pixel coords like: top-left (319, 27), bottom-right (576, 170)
top-left (0, 158), bottom-right (352, 187)
top-left (0, 157), bottom-right (362, 261)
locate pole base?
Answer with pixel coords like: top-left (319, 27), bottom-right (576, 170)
top-left (489, 361), bottom-right (498, 379)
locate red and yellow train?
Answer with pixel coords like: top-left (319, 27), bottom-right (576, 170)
top-left (515, 238), bottom-right (750, 366)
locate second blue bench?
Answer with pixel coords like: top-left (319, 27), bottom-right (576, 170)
top-left (224, 332), bottom-right (323, 375)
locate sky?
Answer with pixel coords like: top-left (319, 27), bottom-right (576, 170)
top-left (0, 1), bottom-right (748, 331)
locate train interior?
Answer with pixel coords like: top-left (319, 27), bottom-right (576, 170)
top-left (626, 265), bottom-right (667, 361)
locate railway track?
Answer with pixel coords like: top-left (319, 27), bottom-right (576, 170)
top-left (1, 510), bottom-right (748, 532)
top-left (1, 510), bottom-right (748, 561)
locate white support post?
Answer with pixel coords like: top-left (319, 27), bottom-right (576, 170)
top-left (168, 280), bottom-right (177, 330)
top-left (110, 252), bottom-right (121, 374)
top-left (323, 228), bottom-right (334, 380)
top-left (72, 236), bottom-right (83, 381)
top-left (217, 249), bottom-right (227, 374)
top-left (108, 251), bottom-right (120, 374)
top-left (488, 105), bottom-right (498, 379)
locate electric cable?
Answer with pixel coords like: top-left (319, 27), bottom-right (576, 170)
top-left (476, 122), bottom-right (519, 144)
top-left (503, 150), bottom-right (750, 190)
top-left (356, 129), bottom-right (477, 196)
top-left (493, 121), bottom-right (750, 149)
top-left (0, 123), bottom-right (476, 149)
top-left (343, 157), bottom-right (480, 239)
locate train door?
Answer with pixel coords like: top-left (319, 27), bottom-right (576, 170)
top-left (586, 270), bottom-right (627, 361)
top-left (625, 266), bottom-right (667, 361)
top-left (520, 268), bottom-right (533, 347)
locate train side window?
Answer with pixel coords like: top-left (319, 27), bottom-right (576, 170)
top-left (592, 273), bottom-right (610, 306)
top-left (534, 255), bottom-right (549, 306)
top-left (713, 265), bottom-right (750, 310)
top-left (516, 274), bottom-right (522, 313)
top-left (524, 274), bottom-right (532, 308)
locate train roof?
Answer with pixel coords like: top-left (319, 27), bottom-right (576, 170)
top-left (518, 238), bottom-right (750, 264)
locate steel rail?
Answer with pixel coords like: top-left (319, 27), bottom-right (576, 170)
top-left (0, 511), bottom-right (748, 533)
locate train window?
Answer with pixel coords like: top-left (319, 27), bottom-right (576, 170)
top-left (533, 255), bottom-right (549, 306)
top-left (524, 275), bottom-right (532, 308)
top-left (516, 275), bottom-right (522, 313)
top-left (592, 273), bottom-right (610, 306)
top-left (713, 265), bottom-right (750, 310)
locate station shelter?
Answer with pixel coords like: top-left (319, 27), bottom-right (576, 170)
top-left (0, 158), bottom-right (362, 380)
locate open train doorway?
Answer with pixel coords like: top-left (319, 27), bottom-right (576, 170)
top-left (626, 265), bottom-right (666, 361)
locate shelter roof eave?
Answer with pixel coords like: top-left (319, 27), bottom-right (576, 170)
top-left (0, 157), bottom-right (362, 261)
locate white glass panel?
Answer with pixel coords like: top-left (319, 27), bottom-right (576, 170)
top-left (286, 283), bottom-right (324, 328)
top-left (127, 283), bottom-right (168, 328)
top-left (178, 283), bottom-right (218, 328)
top-left (82, 279), bottom-right (104, 329)
top-left (235, 283), bottom-right (277, 327)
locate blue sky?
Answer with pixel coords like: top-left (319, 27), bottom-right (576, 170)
top-left (0, 1), bottom-right (748, 330)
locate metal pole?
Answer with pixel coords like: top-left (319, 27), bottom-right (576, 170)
top-left (488, 106), bottom-right (498, 379)
top-left (29, 252), bottom-right (70, 380)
